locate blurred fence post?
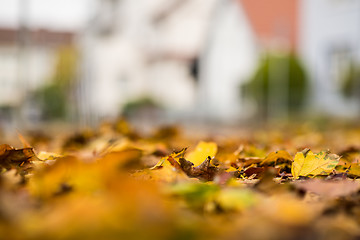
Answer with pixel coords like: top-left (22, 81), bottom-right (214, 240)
top-left (17, 0), bottom-right (30, 129)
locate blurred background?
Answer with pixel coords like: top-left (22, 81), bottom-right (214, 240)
top-left (0, 0), bottom-right (360, 136)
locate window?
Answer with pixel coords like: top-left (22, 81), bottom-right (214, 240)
top-left (329, 46), bottom-right (353, 87)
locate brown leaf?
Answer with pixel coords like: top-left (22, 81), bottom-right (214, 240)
top-left (255, 167), bottom-right (284, 194)
top-left (0, 144), bottom-right (40, 176)
top-left (235, 157), bottom-right (263, 168)
top-left (167, 156), bottom-right (183, 171)
top-left (166, 155), bottom-right (220, 181)
top-left (243, 167), bottom-right (266, 178)
top-left (190, 157), bottom-right (220, 181)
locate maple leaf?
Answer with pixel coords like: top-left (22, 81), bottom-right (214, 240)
top-left (291, 150), bottom-right (340, 179)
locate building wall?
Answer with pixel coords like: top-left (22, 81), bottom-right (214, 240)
top-left (0, 27), bottom-right (75, 133)
top-left (198, 0), bottom-right (258, 120)
top-left (0, 45), bottom-right (55, 106)
top-left (82, 0), bottom-right (217, 120)
top-left (300, 0), bottom-right (360, 115)
top-left (0, 45), bottom-right (19, 105)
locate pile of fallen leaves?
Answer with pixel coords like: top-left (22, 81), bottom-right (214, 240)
top-left (2, 120), bottom-right (360, 240)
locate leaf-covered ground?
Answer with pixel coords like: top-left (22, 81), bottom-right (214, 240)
top-left (2, 120), bottom-right (360, 240)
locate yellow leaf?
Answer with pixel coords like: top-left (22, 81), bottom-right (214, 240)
top-left (37, 151), bottom-right (63, 161)
top-left (347, 163), bottom-right (360, 177)
top-left (216, 188), bottom-right (257, 212)
top-left (291, 151), bottom-right (340, 179)
top-left (151, 148), bottom-right (187, 170)
top-left (147, 148), bottom-right (189, 182)
top-left (98, 148), bottom-right (143, 170)
top-left (262, 150), bottom-right (292, 165)
top-left (186, 141), bottom-right (217, 166)
top-left (261, 194), bottom-right (316, 225)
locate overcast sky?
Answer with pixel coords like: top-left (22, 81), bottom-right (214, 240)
top-left (0, 0), bottom-right (94, 30)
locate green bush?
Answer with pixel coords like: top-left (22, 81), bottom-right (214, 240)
top-left (36, 83), bottom-right (67, 120)
top-left (122, 97), bottom-right (162, 117)
top-left (342, 63), bottom-right (360, 98)
top-left (243, 53), bottom-right (308, 118)
top-left (35, 46), bottom-right (78, 120)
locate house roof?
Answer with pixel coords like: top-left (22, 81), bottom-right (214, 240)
top-left (0, 27), bottom-right (74, 46)
top-left (238, 0), bottom-right (298, 51)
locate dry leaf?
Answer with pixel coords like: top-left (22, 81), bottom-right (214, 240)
top-left (186, 141), bottom-right (217, 166)
top-left (291, 150), bottom-right (340, 179)
top-left (262, 150), bottom-right (293, 166)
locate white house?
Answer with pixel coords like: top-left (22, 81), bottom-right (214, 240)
top-left (0, 28), bottom-right (74, 106)
top-left (198, 0), bottom-right (299, 121)
top-left (79, 0), bottom-right (360, 124)
top-left (80, 0), bottom-right (217, 122)
top-left (0, 27), bottom-right (75, 131)
top-left (200, 0), bottom-right (360, 120)
top-left (300, 0), bottom-right (360, 116)
top-left (198, 0), bottom-right (258, 121)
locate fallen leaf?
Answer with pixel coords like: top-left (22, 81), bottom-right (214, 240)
top-left (260, 194), bottom-right (317, 225)
top-left (235, 157), bottom-right (263, 168)
top-left (261, 150), bottom-right (292, 166)
top-left (185, 156), bottom-right (220, 181)
top-left (243, 167), bottom-right (265, 178)
top-left (0, 144), bottom-right (39, 171)
top-left (159, 148), bottom-right (221, 181)
top-left (346, 163), bottom-right (360, 177)
top-left (37, 151), bottom-right (63, 161)
top-left (291, 150), bottom-right (340, 179)
top-left (215, 188), bottom-right (257, 212)
top-left (98, 148), bottom-right (143, 170)
top-left (186, 141), bottom-right (217, 166)
top-left (166, 182), bottom-right (219, 211)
